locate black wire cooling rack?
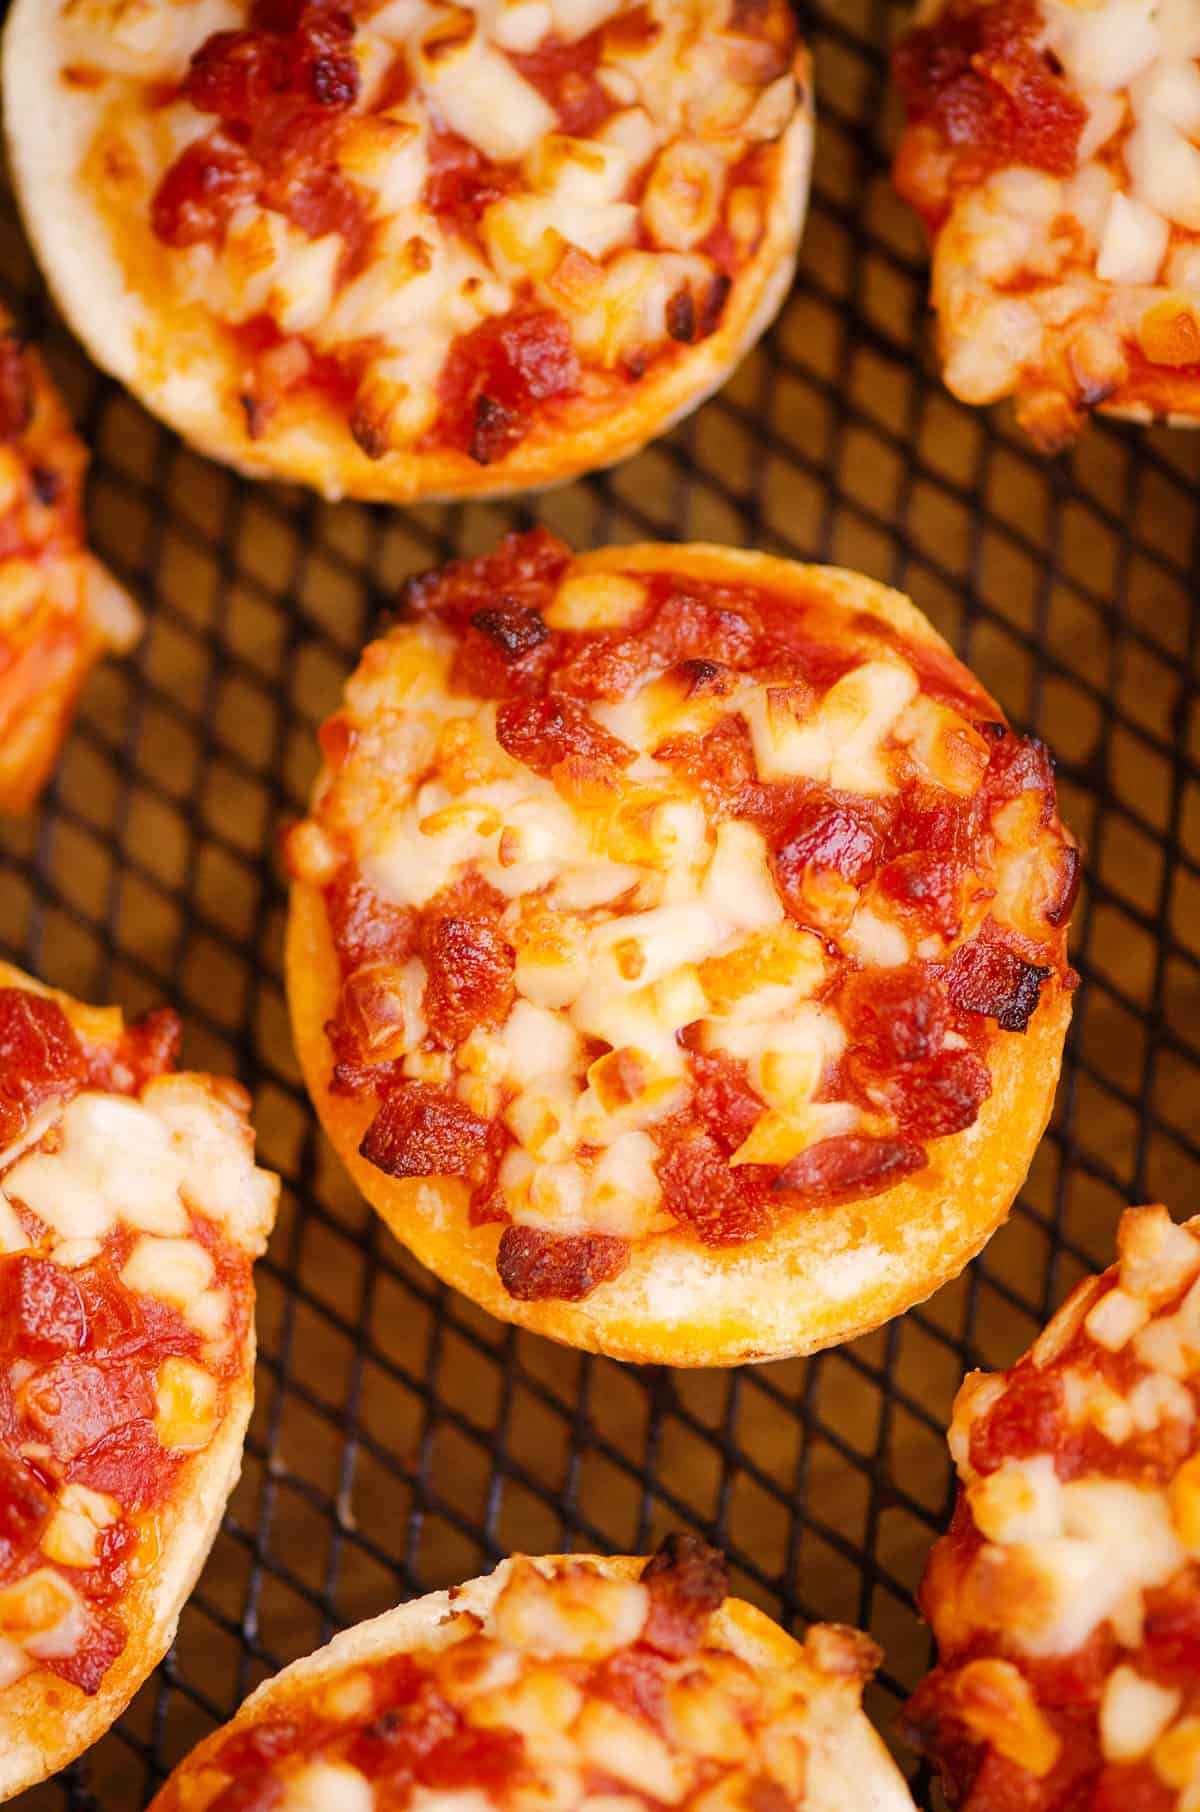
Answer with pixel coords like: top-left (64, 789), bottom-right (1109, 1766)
top-left (3, 0), bottom-right (1200, 1804)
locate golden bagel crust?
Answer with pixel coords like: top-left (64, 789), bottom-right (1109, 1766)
top-left (3, 1), bottom-right (813, 503)
top-left (892, 0), bottom-right (1200, 451)
top-left (0, 962), bottom-right (279, 1802)
top-left (146, 1548), bottom-right (916, 1812)
top-left (286, 541), bottom-right (1075, 1366)
top-left (0, 313), bottom-right (139, 813)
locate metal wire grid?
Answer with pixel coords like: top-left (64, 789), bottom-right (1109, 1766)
top-left (2, 0), bottom-right (1199, 1803)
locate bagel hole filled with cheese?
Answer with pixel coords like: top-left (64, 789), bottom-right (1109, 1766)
top-left (285, 532), bottom-right (1078, 1365)
top-left (4, 0), bottom-right (813, 502)
top-left (145, 1534), bottom-right (917, 1812)
top-left (0, 962), bottom-right (279, 1800)
top-left (906, 1202), bottom-right (1200, 1808)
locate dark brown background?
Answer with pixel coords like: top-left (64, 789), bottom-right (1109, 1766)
top-left (3, 0), bottom-right (1199, 1803)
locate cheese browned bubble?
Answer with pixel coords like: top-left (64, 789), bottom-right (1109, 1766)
top-left (286, 532), bottom-right (1078, 1310)
top-left (145, 1538), bottom-right (915, 1812)
top-left (0, 985), bottom-right (276, 1703)
top-left (907, 1204), bottom-right (1200, 1808)
top-left (893, 0), bottom-right (1200, 448)
top-left (21, 0), bottom-right (809, 488)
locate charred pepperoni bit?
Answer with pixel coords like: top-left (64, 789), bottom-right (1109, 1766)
top-left (451, 603), bottom-right (557, 699)
top-left (641, 1531), bottom-right (728, 1658)
top-left (360, 1081), bottom-right (494, 1184)
top-left (657, 1132), bottom-right (774, 1246)
top-left (0, 1448), bottom-right (53, 1569)
top-left (0, 1255), bottom-right (86, 1359)
top-left (325, 867), bottom-right (418, 973)
top-left (0, 986), bottom-right (86, 1144)
top-left (434, 307), bottom-right (580, 465)
top-left (647, 584), bottom-right (762, 669)
top-left (689, 1051), bottom-right (768, 1156)
top-left (400, 527), bottom-right (571, 627)
top-left (946, 935), bottom-right (1051, 1033)
top-left (185, 3), bottom-right (358, 126)
top-left (892, 0), bottom-right (1086, 187)
top-left (470, 603), bottom-right (549, 662)
top-left (495, 1226), bottom-right (630, 1301)
top-left (494, 695), bottom-right (635, 777)
top-left (775, 1133), bottom-right (927, 1201)
top-left (968, 1362), bottom-right (1064, 1477)
top-left (421, 914), bottom-right (515, 1048)
top-left (666, 290), bottom-right (697, 344)
top-left (0, 334), bottom-right (32, 444)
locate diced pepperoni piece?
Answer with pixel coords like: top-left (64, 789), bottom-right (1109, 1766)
top-left (417, 1727), bottom-right (525, 1791)
top-left (69, 1418), bottom-right (178, 1509)
top-left (968, 1364), bottom-right (1064, 1476)
top-left (877, 852), bottom-right (964, 941)
top-left (401, 528), bottom-right (570, 628)
top-left (689, 1052), bottom-right (767, 1155)
top-left (657, 1133), bottom-right (774, 1247)
top-left (423, 128), bottom-right (512, 225)
top-left (111, 1006), bottom-right (183, 1090)
top-left (496, 1226), bottom-right (629, 1301)
top-left (495, 695), bottom-right (634, 778)
top-left (641, 1531), bottom-right (728, 1658)
top-left (451, 604), bottom-right (556, 699)
top-left (1143, 1573), bottom-right (1200, 1681)
top-left (0, 333), bottom-right (32, 444)
top-left (773, 796), bottom-right (882, 909)
top-left (978, 728), bottom-right (1057, 816)
top-left (841, 965), bottom-right (948, 1067)
top-left (591, 1645), bottom-right (670, 1726)
top-left (44, 1606), bottom-right (127, 1696)
top-left (508, 28), bottom-right (616, 137)
top-left (946, 935), bottom-right (1050, 1032)
top-left (646, 587), bottom-right (762, 669)
top-left (0, 1448), bottom-right (53, 1569)
top-left (775, 1134), bottom-right (927, 1201)
top-left (151, 140), bottom-right (260, 248)
top-left (1, 1255), bottom-right (86, 1359)
top-left (75, 1263), bottom-right (148, 1357)
top-left (549, 634), bottom-right (657, 701)
top-left (435, 306), bottom-right (580, 466)
top-left (360, 1082), bottom-right (494, 1184)
top-left (215, 1721), bottom-right (308, 1775)
top-left (325, 868), bottom-right (418, 973)
top-left (0, 986), bottom-right (86, 1143)
top-left (1090, 1764), bottom-right (1177, 1812)
top-left (421, 915), bottom-right (515, 1049)
top-left (21, 1357), bottom-right (155, 1463)
top-left (894, 1047), bottom-right (992, 1141)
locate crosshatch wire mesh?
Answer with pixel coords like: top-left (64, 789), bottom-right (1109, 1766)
top-left (1, 0), bottom-right (1199, 1803)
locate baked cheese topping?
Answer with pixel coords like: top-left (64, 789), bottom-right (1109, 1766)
top-left (892, 0), bottom-right (1200, 449)
top-left (285, 530), bottom-right (1078, 1304)
top-left (0, 978), bottom-right (277, 1698)
top-left (148, 1535), bottom-right (884, 1812)
top-left (907, 1204), bottom-right (1200, 1810)
top-left (63, 0), bottom-right (805, 468)
top-left (0, 310), bottom-right (139, 813)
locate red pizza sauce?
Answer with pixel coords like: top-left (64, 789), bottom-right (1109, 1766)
top-left (906, 1248), bottom-right (1200, 1812)
top-left (892, 0), bottom-right (1086, 226)
top-left (192, 1534), bottom-right (727, 1811)
top-left (0, 985), bottom-right (250, 1694)
top-left (304, 530), bottom-right (1077, 1303)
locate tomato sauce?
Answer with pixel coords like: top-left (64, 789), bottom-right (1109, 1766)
top-left (0, 985), bottom-right (250, 1694)
top-left (312, 531), bottom-right (1073, 1298)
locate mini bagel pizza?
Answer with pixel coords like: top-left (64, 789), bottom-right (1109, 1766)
top-left (0, 962), bottom-right (279, 1799)
top-left (3, 0), bottom-right (813, 504)
top-left (284, 530), bottom-right (1079, 1366)
top-left (891, 0), bottom-right (1200, 451)
top-left (0, 309), bottom-right (139, 813)
top-left (906, 1203), bottom-right (1200, 1811)
top-left (145, 1534), bottom-right (915, 1812)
